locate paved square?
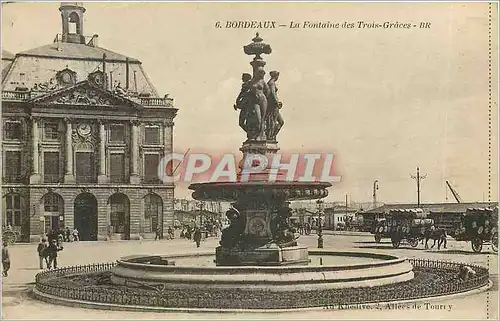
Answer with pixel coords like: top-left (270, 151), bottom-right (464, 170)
top-left (2, 234), bottom-right (498, 320)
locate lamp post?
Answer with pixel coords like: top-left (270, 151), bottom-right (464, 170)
top-left (316, 199), bottom-right (324, 248)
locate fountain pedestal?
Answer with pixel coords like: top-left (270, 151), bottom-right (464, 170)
top-left (215, 244), bottom-right (309, 266)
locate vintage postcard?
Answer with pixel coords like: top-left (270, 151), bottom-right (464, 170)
top-left (1, 1), bottom-right (499, 320)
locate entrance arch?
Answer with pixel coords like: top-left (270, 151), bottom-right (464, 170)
top-left (74, 193), bottom-right (98, 241)
top-left (143, 193), bottom-right (163, 234)
top-left (41, 192), bottom-right (65, 234)
top-left (108, 193), bottom-right (130, 240)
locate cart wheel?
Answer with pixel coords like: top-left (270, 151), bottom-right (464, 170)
top-left (409, 238), bottom-right (419, 248)
top-left (391, 238), bottom-right (401, 249)
top-left (471, 237), bottom-right (483, 253)
top-left (2, 231), bottom-right (17, 245)
top-left (375, 234), bottom-right (382, 243)
top-left (491, 232), bottom-right (498, 253)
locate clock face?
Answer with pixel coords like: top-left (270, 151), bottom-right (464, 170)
top-left (62, 72), bottom-right (72, 84)
top-left (77, 124), bottom-right (91, 136)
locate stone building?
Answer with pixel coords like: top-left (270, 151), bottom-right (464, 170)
top-left (1, 2), bottom-right (177, 242)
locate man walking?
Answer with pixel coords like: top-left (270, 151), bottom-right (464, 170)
top-left (154, 226), bottom-right (161, 241)
top-left (47, 239), bottom-right (63, 269)
top-left (2, 240), bottom-right (10, 277)
top-left (193, 227), bottom-right (202, 248)
top-left (37, 238), bottom-right (48, 269)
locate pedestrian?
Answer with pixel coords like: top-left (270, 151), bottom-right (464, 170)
top-left (2, 240), bottom-right (10, 277)
top-left (193, 227), bottom-right (202, 248)
top-left (65, 227), bottom-right (71, 242)
top-left (167, 226), bottom-right (174, 240)
top-left (154, 226), bottom-right (161, 241)
top-left (46, 228), bottom-right (55, 243)
top-left (72, 228), bottom-right (79, 242)
top-left (37, 238), bottom-right (48, 269)
top-left (47, 239), bottom-right (63, 269)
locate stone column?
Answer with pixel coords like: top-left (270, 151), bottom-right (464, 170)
top-left (98, 121), bottom-right (108, 183)
top-left (30, 117), bottom-right (41, 184)
top-left (64, 119), bottom-right (75, 183)
top-left (130, 121), bottom-right (141, 184)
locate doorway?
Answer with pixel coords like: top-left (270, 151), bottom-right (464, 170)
top-left (74, 193), bottom-right (98, 241)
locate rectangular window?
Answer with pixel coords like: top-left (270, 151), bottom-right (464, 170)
top-left (109, 124), bottom-right (125, 143)
top-left (44, 123), bottom-right (59, 140)
top-left (4, 121), bottom-right (22, 140)
top-left (144, 126), bottom-right (160, 145)
top-left (144, 154), bottom-right (160, 183)
top-left (4, 151), bottom-right (22, 183)
top-left (5, 194), bottom-right (22, 227)
top-left (109, 154), bottom-right (125, 183)
top-left (75, 152), bottom-right (95, 183)
top-left (44, 152), bottom-right (60, 183)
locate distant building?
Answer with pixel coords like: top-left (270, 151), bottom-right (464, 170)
top-left (360, 202), bottom-right (499, 233)
top-left (323, 205), bottom-right (359, 230)
top-left (2, 3), bottom-right (177, 242)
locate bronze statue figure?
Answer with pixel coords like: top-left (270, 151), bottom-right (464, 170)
top-left (266, 70), bottom-right (284, 141)
top-left (220, 207), bottom-right (246, 248)
top-left (234, 73), bottom-right (253, 132)
top-left (249, 68), bottom-right (270, 138)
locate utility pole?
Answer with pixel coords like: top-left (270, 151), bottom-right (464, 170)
top-left (410, 167), bottom-right (427, 208)
top-left (373, 180), bottom-right (379, 208)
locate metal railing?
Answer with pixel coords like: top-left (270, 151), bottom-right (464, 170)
top-left (140, 97), bottom-right (174, 108)
top-left (34, 259), bottom-right (490, 309)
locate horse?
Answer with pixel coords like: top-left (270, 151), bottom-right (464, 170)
top-left (423, 227), bottom-right (447, 250)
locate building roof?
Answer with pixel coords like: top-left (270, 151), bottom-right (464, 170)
top-left (18, 42), bottom-right (140, 63)
top-left (2, 50), bottom-right (15, 61)
top-left (363, 202), bottom-right (498, 214)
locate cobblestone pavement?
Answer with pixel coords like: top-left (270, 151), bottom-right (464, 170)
top-left (2, 234), bottom-right (498, 320)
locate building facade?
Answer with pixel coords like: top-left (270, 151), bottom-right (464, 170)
top-left (1, 3), bottom-right (177, 242)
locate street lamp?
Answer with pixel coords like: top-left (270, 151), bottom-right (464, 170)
top-left (316, 199), bottom-right (324, 248)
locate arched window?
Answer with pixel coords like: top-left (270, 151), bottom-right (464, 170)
top-left (44, 193), bottom-right (61, 212)
top-left (144, 194), bottom-right (163, 233)
top-left (109, 194), bottom-right (129, 234)
top-left (68, 12), bottom-right (80, 34)
top-left (4, 193), bottom-right (21, 227)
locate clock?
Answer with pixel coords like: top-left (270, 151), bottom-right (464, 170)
top-left (77, 124), bottom-right (91, 137)
top-left (56, 68), bottom-right (77, 87)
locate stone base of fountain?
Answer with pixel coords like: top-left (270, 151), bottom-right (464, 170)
top-left (215, 245), bottom-right (309, 266)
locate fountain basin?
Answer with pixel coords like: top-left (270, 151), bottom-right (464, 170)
top-left (110, 250), bottom-right (414, 291)
top-left (189, 181), bottom-right (332, 202)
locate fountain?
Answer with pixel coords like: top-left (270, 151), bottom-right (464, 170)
top-left (32, 34), bottom-right (491, 312)
top-left (189, 32), bottom-right (331, 266)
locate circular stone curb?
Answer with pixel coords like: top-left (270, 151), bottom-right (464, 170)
top-left (32, 280), bottom-right (492, 314)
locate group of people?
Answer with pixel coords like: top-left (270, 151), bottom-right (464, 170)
top-left (46, 227), bottom-right (80, 243)
top-left (154, 226), bottom-right (175, 240)
top-left (36, 236), bottom-right (63, 270)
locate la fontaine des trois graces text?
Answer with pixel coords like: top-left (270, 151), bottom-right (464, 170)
top-left (215, 20), bottom-right (432, 29)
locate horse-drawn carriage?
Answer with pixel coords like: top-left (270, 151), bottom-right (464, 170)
top-left (371, 209), bottom-right (437, 249)
top-left (450, 207), bottom-right (498, 253)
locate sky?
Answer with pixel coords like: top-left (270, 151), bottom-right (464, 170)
top-left (1, 2), bottom-right (498, 204)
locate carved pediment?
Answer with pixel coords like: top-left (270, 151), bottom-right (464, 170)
top-left (30, 81), bottom-right (143, 110)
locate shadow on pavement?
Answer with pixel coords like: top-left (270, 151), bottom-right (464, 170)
top-left (434, 249), bottom-right (497, 256)
top-left (353, 241), bottom-right (392, 244)
top-left (355, 245), bottom-right (425, 251)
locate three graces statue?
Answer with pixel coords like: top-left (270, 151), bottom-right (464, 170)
top-left (234, 34), bottom-right (284, 141)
